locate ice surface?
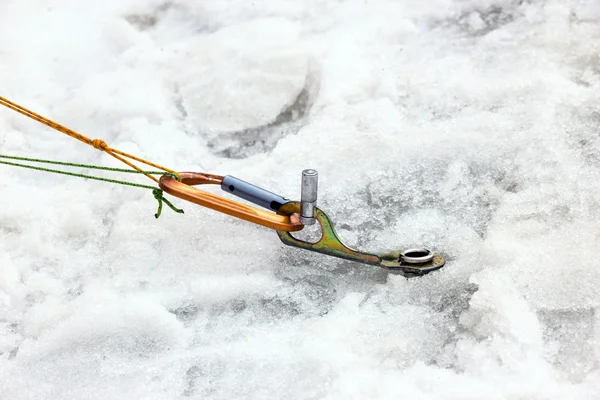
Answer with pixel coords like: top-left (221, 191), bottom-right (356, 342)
top-left (1, 0), bottom-right (600, 399)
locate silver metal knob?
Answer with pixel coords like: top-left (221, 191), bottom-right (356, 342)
top-left (300, 169), bottom-right (318, 225)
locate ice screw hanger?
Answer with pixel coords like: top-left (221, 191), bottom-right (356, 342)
top-left (280, 170), bottom-right (445, 276)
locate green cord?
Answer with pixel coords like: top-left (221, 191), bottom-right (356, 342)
top-left (152, 188), bottom-right (183, 218)
top-left (0, 155), bottom-right (184, 218)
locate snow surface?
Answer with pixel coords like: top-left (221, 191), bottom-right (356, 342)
top-left (1, 0), bottom-right (600, 398)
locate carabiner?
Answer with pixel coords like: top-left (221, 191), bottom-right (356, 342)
top-left (158, 172), bottom-right (304, 232)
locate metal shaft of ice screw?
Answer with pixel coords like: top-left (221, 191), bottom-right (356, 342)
top-left (300, 169), bottom-right (318, 225)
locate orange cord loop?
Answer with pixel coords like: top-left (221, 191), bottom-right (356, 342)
top-left (0, 96), bottom-right (179, 183)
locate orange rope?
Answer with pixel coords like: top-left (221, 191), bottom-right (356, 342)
top-left (0, 96), bottom-right (180, 183)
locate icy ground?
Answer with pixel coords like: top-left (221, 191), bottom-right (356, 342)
top-left (1, 0), bottom-right (600, 398)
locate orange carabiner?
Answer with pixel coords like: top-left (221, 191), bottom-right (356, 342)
top-left (159, 172), bottom-right (304, 232)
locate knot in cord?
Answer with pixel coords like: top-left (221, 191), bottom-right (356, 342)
top-left (92, 139), bottom-right (108, 150)
top-left (152, 188), bottom-right (184, 218)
